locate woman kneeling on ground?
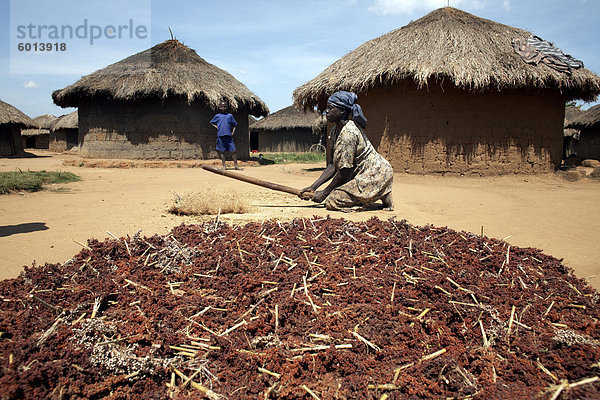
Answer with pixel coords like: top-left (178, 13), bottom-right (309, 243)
top-left (299, 91), bottom-right (394, 211)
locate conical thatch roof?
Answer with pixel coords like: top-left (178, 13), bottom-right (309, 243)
top-left (0, 100), bottom-right (34, 128)
top-left (567, 104), bottom-right (600, 129)
top-left (564, 105), bottom-right (584, 127)
top-left (294, 7), bottom-right (600, 110)
top-left (52, 40), bottom-right (269, 117)
top-left (250, 106), bottom-right (323, 132)
top-left (32, 114), bottom-right (57, 129)
top-left (51, 111), bottom-right (78, 131)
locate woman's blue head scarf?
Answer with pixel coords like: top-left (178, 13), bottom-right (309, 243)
top-left (327, 91), bottom-right (367, 129)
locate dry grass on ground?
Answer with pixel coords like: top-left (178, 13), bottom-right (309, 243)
top-left (168, 188), bottom-right (252, 216)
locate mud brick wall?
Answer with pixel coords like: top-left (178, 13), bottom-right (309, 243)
top-left (49, 130), bottom-right (67, 152)
top-left (359, 82), bottom-right (565, 175)
top-left (78, 99), bottom-right (250, 160)
top-left (255, 128), bottom-right (317, 152)
top-left (0, 126), bottom-right (24, 156)
top-left (576, 128), bottom-right (600, 160)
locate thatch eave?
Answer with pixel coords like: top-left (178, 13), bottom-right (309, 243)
top-left (0, 100), bottom-right (35, 128)
top-left (293, 7), bottom-right (600, 110)
top-left (250, 106), bottom-right (322, 132)
top-left (50, 111), bottom-right (78, 131)
top-left (566, 104), bottom-right (600, 129)
top-left (52, 39), bottom-right (269, 117)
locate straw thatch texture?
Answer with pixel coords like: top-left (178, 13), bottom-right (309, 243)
top-left (565, 106), bottom-right (584, 128)
top-left (294, 7), bottom-right (600, 110)
top-left (32, 114), bottom-right (57, 129)
top-left (22, 114), bottom-right (56, 141)
top-left (51, 111), bottom-right (78, 131)
top-left (0, 100), bottom-right (34, 128)
top-left (250, 106), bottom-right (322, 132)
top-left (567, 104), bottom-right (600, 129)
top-left (52, 40), bottom-right (268, 117)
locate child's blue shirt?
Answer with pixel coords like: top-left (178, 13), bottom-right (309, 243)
top-left (210, 113), bottom-right (238, 137)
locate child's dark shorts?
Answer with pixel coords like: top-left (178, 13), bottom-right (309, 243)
top-left (216, 135), bottom-right (236, 152)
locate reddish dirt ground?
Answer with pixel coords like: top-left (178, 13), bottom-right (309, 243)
top-left (1, 151), bottom-right (600, 291)
top-left (1, 218), bottom-right (599, 399)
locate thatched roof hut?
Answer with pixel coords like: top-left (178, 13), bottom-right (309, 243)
top-left (0, 100), bottom-right (33, 156)
top-left (293, 7), bottom-right (600, 175)
top-left (49, 111), bottom-right (78, 152)
top-left (22, 115), bottom-right (57, 149)
top-left (249, 106), bottom-right (325, 152)
top-left (52, 39), bottom-right (268, 159)
top-left (565, 104), bottom-right (600, 160)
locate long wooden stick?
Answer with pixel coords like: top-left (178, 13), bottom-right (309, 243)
top-left (201, 164), bottom-right (311, 197)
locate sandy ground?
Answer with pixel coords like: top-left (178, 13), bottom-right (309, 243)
top-left (2, 150), bottom-right (600, 289)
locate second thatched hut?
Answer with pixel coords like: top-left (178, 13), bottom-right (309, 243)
top-left (567, 104), bottom-right (600, 161)
top-left (0, 100), bottom-right (33, 156)
top-left (21, 114), bottom-right (56, 149)
top-left (52, 39), bottom-right (268, 159)
top-left (249, 106), bottom-right (325, 152)
top-left (50, 111), bottom-right (78, 152)
top-left (294, 7), bottom-right (600, 175)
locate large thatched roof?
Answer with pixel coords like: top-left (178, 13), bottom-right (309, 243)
top-left (0, 100), bottom-right (34, 128)
top-left (567, 104), bottom-right (600, 129)
top-left (51, 111), bottom-right (78, 131)
top-left (250, 106), bottom-right (323, 132)
top-left (52, 40), bottom-right (269, 117)
top-left (294, 7), bottom-right (600, 110)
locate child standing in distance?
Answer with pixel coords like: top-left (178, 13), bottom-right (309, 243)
top-left (210, 100), bottom-right (240, 170)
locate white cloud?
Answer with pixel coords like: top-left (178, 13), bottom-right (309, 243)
top-left (22, 80), bottom-right (40, 89)
top-left (502, 1), bottom-right (510, 11)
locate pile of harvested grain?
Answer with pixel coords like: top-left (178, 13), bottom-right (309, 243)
top-left (168, 188), bottom-right (252, 215)
top-left (0, 217), bottom-right (599, 399)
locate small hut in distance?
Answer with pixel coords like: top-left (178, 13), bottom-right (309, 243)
top-left (294, 7), bottom-right (600, 175)
top-left (250, 106), bottom-right (325, 152)
top-left (52, 39), bottom-right (268, 160)
top-left (0, 100), bottom-right (33, 156)
top-left (50, 111), bottom-right (78, 152)
top-left (563, 104), bottom-right (584, 161)
top-left (567, 104), bottom-right (600, 161)
top-left (22, 114), bottom-right (56, 149)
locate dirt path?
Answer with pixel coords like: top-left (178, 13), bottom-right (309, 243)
top-left (2, 151), bottom-right (600, 289)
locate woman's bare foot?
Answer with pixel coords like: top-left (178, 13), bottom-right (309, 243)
top-left (382, 192), bottom-right (394, 211)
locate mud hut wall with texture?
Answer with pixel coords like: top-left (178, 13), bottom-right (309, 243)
top-left (21, 129), bottom-right (49, 149)
top-left (0, 126), bottom-right (25, 156)
top-left (78, 99), bottom-right (249, 159)
top-left (49, 129), bottom-right (78, 151)
top-left (0, 100), bottom-right (32, 156)
top-left (362, 82), bottom-right (565, 174)
top-left (576, 128), bottom-right (600, 160)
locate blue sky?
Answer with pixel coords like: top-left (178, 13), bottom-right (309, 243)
top-left (1, 0), bottom-right (599, 118)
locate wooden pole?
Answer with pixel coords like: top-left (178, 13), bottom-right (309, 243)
top-left (201, 164), bottom-right (312, 197)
